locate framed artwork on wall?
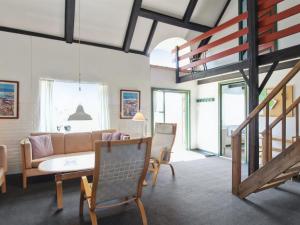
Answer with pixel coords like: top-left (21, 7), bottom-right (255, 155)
top-left (120, 90), bottom-right (140, 119)
top-left (0, 80), bottom-right (19, 119)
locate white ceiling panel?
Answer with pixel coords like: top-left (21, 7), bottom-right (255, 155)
top-left (191, 0), bottom-right (228, 27)
top-left (142, 0), bottom-right (190, 19)
top-left (149, 23), bottom-right (191, 53)
top-left (130, 17), bottom-right (153, 51)
top-left (0, 0), bottom-right (65, 36)
top-left (74, 0), bottom-right (134, 47)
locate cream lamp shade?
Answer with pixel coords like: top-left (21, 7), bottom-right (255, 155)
top-left (132, 112), bottom-right (145, 121)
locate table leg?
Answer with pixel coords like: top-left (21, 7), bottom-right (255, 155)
top-left (55, 175), bottom-right (63, 210)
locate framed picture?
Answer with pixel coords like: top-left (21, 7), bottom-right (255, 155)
top-left (120, 90), bottom-right (140, 119)
top-left (0, 80), bottom-right (19, 119)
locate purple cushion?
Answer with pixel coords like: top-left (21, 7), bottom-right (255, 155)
top-left (29, 135), bottom-right (54, 160)
top-left (111, 132), bottom-right (121, 140)
top-left (102, 133), bottom-right (112, 141)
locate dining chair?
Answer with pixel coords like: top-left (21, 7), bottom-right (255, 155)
top-left (150, 123), bottom-right (177, 186)
top-left (80, 138), bottom-right (152, 225)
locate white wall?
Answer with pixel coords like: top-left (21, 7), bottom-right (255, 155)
top-left (196, 82), bottom-right (220, 154)
top-left (0, 31), bottom-right (151, 173)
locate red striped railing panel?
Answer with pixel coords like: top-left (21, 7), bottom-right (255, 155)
top-left (180, 43), bottom-right (249, 70)
top-left (260, 24), bottom-right (300, 44)
top-left (258, 0), bottom-right (283, 11)
top-left (179, 28), bottom-right (248, 61)
top-left (259, 4), bottom-right (300, 27)
top-left (173, 12), bottom-right (248, 52)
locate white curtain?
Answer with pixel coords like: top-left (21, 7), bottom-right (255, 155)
top-left (98, 84), bottom-right (110, 130)
top-left (39, 79), bottom-right (110, 132)
top-left (39, 79), bottom-right (54, 132)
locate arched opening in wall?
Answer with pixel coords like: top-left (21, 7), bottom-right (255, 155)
top-left (150, 37), bottom-right (190, 69)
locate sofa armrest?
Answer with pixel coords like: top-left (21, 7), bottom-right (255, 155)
top-left (20, 139), bottom-right (32, 169)
top-left (0, 145), bottom-right (7, 172)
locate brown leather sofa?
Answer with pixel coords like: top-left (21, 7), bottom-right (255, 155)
top-left (0, 145), bottom-right (7, 193)
top-left (20, 130), bottom-right (116, 189)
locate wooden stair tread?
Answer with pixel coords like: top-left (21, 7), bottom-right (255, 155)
top-left (270, 171), bottom-right (299, 183)
top-left (255, 180), bottom-right (285, 193)
top-left (285, 162), bottom-right (300, 173)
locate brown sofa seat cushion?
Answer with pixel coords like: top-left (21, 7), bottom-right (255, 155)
top-left (31, 151), bottom-right (94, 168)
top-left (31, 133), bottom-right (65, 155)
top-left (64, 132), bottom-right (92, 154)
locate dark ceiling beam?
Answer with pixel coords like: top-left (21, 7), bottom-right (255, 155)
top-left (197, 0), bottom-right (231, 58)
top-left (123, 0), bottom-right (142, 52)
top-left (143, 20), bottom-right (158, 55)
top-left (64, 0), bottom-right (76, 43)
top-left (0, 26), bottom-right (145, 56)
top-left (183, 0), bottom-right (198, 23)
top-left (139, 8), bottom-right (211, 33)
top-left (196, 59), bottom-right (299, 85)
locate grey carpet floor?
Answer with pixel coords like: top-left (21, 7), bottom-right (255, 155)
top-left (1, 156), bottom-right (300, 225)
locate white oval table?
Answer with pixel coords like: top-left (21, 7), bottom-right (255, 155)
top-left (38, 152), bottom-right (95, 210)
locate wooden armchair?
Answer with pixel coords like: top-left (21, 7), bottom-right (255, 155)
top-left (0, 145), bottom-right (7, 193)
top-left (80, 138), bottom-right (152, 225)
top-left (150, 123), bottom-right (177, 186)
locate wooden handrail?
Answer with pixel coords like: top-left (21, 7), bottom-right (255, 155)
top-left (232, 60), bottom-right (300, 137)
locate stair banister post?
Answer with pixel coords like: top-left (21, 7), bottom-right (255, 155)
top-left (282, 85), bottom-right (287, 150)
top-left (232, 133), bottom-right (242, 195)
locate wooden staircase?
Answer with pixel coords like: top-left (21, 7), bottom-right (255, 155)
top-left (232, 60), bottom-right (300, 198)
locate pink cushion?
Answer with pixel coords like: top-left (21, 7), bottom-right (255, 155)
top-left (29, 135), bottom-right (54, 159)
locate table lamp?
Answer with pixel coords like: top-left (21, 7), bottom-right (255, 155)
top-left (132, 111), bottom-right (146, 137)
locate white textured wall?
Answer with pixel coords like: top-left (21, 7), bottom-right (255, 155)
top-left (196, 82), bottom-right (220, 154)
top-left (0, 31), bottom-right (151, 173)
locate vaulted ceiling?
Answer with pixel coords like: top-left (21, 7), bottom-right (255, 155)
top-left (0, 0), bottom-right (229, 55)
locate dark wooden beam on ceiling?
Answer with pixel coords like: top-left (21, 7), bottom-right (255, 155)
top-left (0, 26), bottom-right (145, 56)
top-left (139, 8), bottom-right (212, 33)
top-left (259, 44), bottom-right (300, 65)
top-left (196, 59), bottom-right (299, 85)
top-left (65, 0), bottom-right (76, 43)
top-left (183, 0), bottom-right (198, 23)
top-left (143, 20), bottom-right (158, 55)
top-left (123, 0), bottom-right (142, 52)
top-left (197, 0), bottom-right (231, 59)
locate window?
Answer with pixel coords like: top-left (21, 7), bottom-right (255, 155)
top-left (150, 37), bottom-right (190, 68)
top-left (39, 79), bottom-right (110, 132)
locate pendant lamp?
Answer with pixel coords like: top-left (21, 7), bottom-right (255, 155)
top-left (68, 0), bottom-right (92, 121)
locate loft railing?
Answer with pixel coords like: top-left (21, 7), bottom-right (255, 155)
top-left (173, 12), bottom-right (249, 73)
top-left (232, 60), bottom-right (300, 195)
top-left (173, 1), bottom-right (300, 82)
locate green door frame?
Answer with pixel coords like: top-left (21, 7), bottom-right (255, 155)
top-left (219, 80), bottom-right (248, 162)
top-left (151, 87), bottom-right (191, 150)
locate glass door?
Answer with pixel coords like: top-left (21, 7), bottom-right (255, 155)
top-left (152, 88), bottom-right (190, 151)
top-left (220, 82), bottom-right (247, 162)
